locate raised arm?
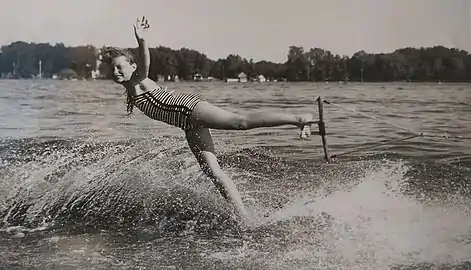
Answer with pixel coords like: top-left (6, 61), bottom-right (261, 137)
top-left (133, 16), bottom-right (151, 80)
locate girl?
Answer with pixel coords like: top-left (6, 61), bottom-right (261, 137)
top-left (102, 16), bottom-right (316, 222)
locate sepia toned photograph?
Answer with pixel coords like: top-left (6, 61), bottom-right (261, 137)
top-left (0, 0), bottom-right (470, 269)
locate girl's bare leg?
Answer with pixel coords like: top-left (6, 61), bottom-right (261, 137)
top-left (185, 127), bottom-right (249, 222)
top-left (189, 101), bottom-right (315, 137)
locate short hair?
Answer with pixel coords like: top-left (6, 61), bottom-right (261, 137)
top-left (100, 46), bottom-right (137, 65)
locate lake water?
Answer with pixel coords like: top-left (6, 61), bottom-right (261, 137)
top-left (0, 80), bottom-right (470, 269)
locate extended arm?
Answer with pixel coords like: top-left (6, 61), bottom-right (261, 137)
top-left (134, 16), bottom-right (151, 80)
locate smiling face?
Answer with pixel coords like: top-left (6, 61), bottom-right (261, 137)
top-left (111, 56), bottom-right (137, 83)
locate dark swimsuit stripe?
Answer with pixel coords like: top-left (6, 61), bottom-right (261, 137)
top-left (133, 87), bottom-right (202, 130)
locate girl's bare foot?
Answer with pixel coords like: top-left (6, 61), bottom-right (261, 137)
top-left (298, 113), bottom-right (315, 139)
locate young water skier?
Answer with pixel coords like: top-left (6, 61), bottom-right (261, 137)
top-left (102, 16), bottom-right (315, 223)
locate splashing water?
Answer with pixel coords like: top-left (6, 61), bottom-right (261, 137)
top-left (303, 161), bottom-right (471, 269)
top-left (206, 160), bottom-right (471, 269)
top-left (0, 137), bottom-right (240, 233)
top-left (1, 139), bottom-right (470, 269)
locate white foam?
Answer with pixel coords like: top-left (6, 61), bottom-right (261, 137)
top-left (299, 160), bottom-right (471, 268)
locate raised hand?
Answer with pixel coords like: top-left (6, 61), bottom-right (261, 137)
top-left (134, 16), bottom-right (150, 41)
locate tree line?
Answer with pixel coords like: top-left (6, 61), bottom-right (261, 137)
top-left (1, 41), bottom-right (470, 82)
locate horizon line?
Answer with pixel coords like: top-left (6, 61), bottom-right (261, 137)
top-left (2, 39), bottom-right (470, 63)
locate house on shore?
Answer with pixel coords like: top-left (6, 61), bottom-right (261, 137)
top-left (238, 72), bottom-right (248, 83)
top-left (193, 73), bottom-right (203, 81)
top-left (256, 75), bottom-right (266, 82)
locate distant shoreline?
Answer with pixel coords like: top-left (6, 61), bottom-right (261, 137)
top-left (1, 41), bottom-right (470, 83)
top-left (1, 78), bottom-right (471, 84)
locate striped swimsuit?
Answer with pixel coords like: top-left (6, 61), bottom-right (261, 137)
top-left (132, 87), bottom-right (202, 130)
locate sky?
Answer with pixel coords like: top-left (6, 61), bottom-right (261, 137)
top-left (1, 0), bottom-right (470, 62)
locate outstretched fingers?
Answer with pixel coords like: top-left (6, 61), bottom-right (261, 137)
top-left (134, 16), bottom-right (149, 29)
top-left (137, 16), bottom-right (149, 28)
